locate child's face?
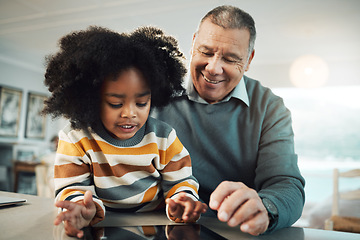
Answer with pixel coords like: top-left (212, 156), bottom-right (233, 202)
top-left (100, 67), bottom-right (151, 140)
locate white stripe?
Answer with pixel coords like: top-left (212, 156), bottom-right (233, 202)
top-left (94, 171), bottom-right (160, 188)
top-left (162, 167), bottom-right (193, 181)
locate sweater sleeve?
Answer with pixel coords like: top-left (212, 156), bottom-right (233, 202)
top-left (158, 129), bottom-right (200, 222)
top-left (54, 129), bottom-right (105, 225)
top-left (255, 95), bottom-right (305, 233)
top-left (158, 129), bottom-right (199, 199)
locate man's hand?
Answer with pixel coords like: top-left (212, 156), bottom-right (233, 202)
top-left (209, 181), bottom-right (269, 236)
top-left (54, 190), bottom-right (97, 238)
top-left (166, 192), bottom-right (207, 223)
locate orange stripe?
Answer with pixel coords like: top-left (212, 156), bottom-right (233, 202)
top-left (160, 137), bottom-right (183, 165)
top-left (166, 181), bottom-right (198, 199)
top-left (75, 139), bottom-right (101, 153)
top-left (142, 226), bottom-right (156, 236)
top-left (60, 189), bottom-right (86, 201)
top-left (161, 155), bottom-right (191, 172)
top-left (101, 199), bottom-right (113, 204)
top-left (58, 138), bottom-right (161, 156)
top-left (92, 162), bottom-right (156, 177)
top-left (57, 140), bottom-right (83, 156)
top-left (141, 185), bottom-right (158, 203)
top-left (54, 163), bottom-right (90, 178)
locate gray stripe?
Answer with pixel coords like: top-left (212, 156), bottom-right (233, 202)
top-left (95, 176), bottom-right (160, 200)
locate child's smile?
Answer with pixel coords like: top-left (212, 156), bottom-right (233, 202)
top-left (100, 67), bottom-right (151, 140)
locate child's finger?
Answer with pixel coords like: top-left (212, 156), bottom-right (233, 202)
top-left (83, 190), bottom-right (93, 209)
top-left (181, 199), bottom-right (196, 220)
top-left (167, 198), bottom-right (185, 219)
top-left (55, 200), bottom-right (76, 211)
top-left (54, 211), bottom-right (68, 225)
top-left (77, 230), bottom-right (85, 238)
top-left (175, 192), bottom-right (187, 201)
top-left (193, 202), bottom-right (208, 213)
top-left (166, 198), bottom-right (177, 211)
top-left (64, 220), bottom-right (83, 237)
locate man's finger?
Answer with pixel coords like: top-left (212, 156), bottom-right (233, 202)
top-left (217, 187), bottom-right (259, 222)
top-left (240, 210), bottom-right (269, 236)
top-left (209, 181), bottom-right (245, 210)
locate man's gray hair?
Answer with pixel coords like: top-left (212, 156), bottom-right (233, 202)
top-left (199, 5), bottom-right (256, 61)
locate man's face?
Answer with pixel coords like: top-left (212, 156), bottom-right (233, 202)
top-left (190, 19), bottom-right (254, 104)
top-left (100, 67), bottom-right (151, 140)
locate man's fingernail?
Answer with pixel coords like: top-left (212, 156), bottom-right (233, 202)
top-left (228, 218), bottom-right (237, 226)
top-left (219, 211), bottom-right (229, 221)
top-left (209, 201), bottom-right (219, 209)
top-left (241, 224), bottom-right (249, 232)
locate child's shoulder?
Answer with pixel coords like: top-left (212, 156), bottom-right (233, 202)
top-left (59, 123), bottom-right (93, 142)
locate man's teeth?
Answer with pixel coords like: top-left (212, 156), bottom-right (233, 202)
top-left (204, 75), bottom-right (221, 84)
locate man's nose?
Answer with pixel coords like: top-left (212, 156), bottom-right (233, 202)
top-left (205, 56), bottom-right (223, 75)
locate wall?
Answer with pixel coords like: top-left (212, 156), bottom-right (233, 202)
top-left (0, 58), bottom-right (65, 191)
top-left (0, 59), bottom-right (64, 145)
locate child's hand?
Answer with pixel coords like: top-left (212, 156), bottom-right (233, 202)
top-left (166, 192), bottom-right (207, 223)
top-left (54, 190), bottom-right (96, 238)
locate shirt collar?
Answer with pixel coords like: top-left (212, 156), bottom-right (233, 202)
top-left (186, 76), bottom-right (249, 106)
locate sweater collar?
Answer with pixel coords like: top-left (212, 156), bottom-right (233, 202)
top-left (93, 120), bottom-right (146, 147)
top-left (186, 76), bottom-right (249, 106)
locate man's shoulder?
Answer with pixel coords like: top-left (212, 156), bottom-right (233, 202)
top-left (151, 95), bottom-right (191, 116)
top-left (244, 75), bottom-right (282, 102)
top-left (146, 117), bottom-right (174, 137)
top-left (244, 75), bottom-right (270, 93)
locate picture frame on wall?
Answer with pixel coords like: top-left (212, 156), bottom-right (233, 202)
top-left (25, 92), bottom-right (47, 139)
top-left (13, 145), bottom-right (38, 162)
top-left (0, 86), bottom-right (22, 137)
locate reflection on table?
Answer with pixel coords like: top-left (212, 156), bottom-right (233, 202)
top-left (1, 191), bottom-right (359, 240)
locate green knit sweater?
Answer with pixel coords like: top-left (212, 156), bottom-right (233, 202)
top-left (152, 75), bottom-right (305, 233)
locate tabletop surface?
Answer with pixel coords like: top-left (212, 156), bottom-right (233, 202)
top-left (0, 191), bottom-right (359, 240)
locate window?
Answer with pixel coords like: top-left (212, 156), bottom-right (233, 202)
top-left (273, 86), bottom-right (360, 203)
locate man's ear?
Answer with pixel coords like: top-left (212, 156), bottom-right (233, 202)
top-left (190, 33), bottom-right (197, 55)
top-left (245, 49), bottom-right (255, 72)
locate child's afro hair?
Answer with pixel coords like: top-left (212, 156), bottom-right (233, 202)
top-left (42, 26), bottom-right (187, 130)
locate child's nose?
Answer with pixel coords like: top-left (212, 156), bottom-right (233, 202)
top-left (120, 104), bottom-right (136, 118)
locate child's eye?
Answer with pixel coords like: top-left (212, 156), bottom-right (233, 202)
top-left (136, 102), bottom-right (148, 107)
top-left (108, 103), bottom-right (122, 108)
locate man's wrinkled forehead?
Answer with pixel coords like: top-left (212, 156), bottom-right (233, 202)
top-left (195, 20), bottom-right (250, 47)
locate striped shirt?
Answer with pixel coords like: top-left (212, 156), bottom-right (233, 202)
top-left (54, 117), bottom-right (199, 224)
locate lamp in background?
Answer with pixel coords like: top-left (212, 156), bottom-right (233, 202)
top-left (289, 54), bottom-right (329, 88)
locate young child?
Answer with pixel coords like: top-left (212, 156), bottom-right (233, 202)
top-left (43, 26), bottom-right (207, 238)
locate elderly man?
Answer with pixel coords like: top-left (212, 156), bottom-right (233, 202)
top-left (152, 5), bottom-right (305, 235)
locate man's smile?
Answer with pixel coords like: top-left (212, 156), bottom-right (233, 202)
top-left (202, 73), bottom-right (226, 84)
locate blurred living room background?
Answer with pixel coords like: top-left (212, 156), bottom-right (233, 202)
top-left (0, 0), bottom-right (359, 230)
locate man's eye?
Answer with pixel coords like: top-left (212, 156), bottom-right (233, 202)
top-left (224, 58), bottom-right (238, 63)
top-left (200, 51), bottom-right (213, 56)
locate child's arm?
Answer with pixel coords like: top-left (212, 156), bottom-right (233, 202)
top-left (159, 129), bottom-right (207, 222)
top-left (54, 190), bottom-right (96, 238)
top-left (54, 130), bottom-right (106, 236)
top-left (166, 192), bottom-right (207, 222)
top-left (54, 129), bottom-right (106, 225)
